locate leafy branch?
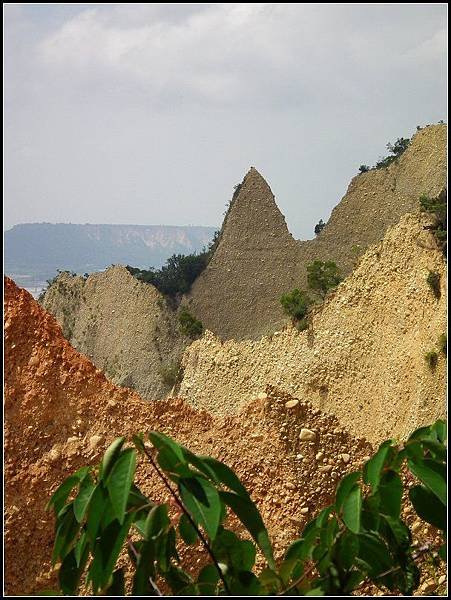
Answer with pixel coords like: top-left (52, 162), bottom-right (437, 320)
top-left (46, 420), bottom-right (446, 595)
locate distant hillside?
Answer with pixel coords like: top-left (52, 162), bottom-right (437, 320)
top-left (4, 223), bottom-right (218, 284)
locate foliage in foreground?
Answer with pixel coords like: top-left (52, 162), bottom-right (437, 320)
top-left (47, 420), bottom-right (446, 596)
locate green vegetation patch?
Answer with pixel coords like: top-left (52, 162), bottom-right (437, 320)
top-left (46, 419), bottom-right (446, 596)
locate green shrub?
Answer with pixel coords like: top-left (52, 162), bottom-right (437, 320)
top-left (419, 192), bottom-right (447, 255)
top-left (375, 137), bottom-right (410, 170)
top-left (307, 260), bottom-right (342, 298)
top-left (425, 350), bottom-right (438, 370)
top-left (280, 289), bottom-right (312, 322)
top-left (314, 219), bottom-right (326, 235)
top-left (296, 318), bottom-right (308, 332)
top-left (46, 420), bottom-right (446, 596)
top-left (126, 231), bottom-right (220, 299)
top-left (426, 271), bottom-right (441, 299)
top-left (358, 165), bottom-right (370, 174)
top-left (438, 334), bottom-right (447, 356)
top-left (179, 308), bottom-right (203, 339)
top-left (159, 361), bottom-right (182, 387)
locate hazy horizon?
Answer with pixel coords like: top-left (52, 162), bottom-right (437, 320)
top-left (4, 4), bottom-right (447, 239)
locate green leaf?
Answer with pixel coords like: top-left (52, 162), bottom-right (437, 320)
top-left (258, 568), bottom-right (282, 594)
top-left (47, 474), bottom-right (81, 514)
top-left (378, 470), bottom-right (403, 517)
top-left (229, 570), bottom-right (261, 596)
top-left (363, 440), bottom-right (394, 490)
top-left (105, 568), bottom-right (125, 596)
top-left (156, 446), bottom-right (191, 479)
top-left (342, 484), bottom-right (361, 533)
top-left (409, 485), bottom-right (446, 530)
top-left (132, 539), bottom-right (157, 595)
top-left (408, 424), bottom-right (434, 442)
top-left (408, 458), bottom-right (446, 505)
top-left (197, 564), bottom-right (219, 596)
top-left (219, 491), bottom-right (275, 569)
top-left (421, 440), bottom-right (447, 461)
top-left (315, 505), bottom-right (333, 527)
top-left (195, 455), bottom-right (250, 499)
top-left (74, 531), bottom-right (89, 567)
top-left (100, 437), bottom-right (125, 480)
top-left (431, 419), bottom-right (447, 443)
top-left (73, 476), bottom-right (97, 523)
top-left (335, 472), bottom-right (361, 511)
top-left (127, 484), bottom-right (153, 509)
top-left (179, 477), bottom-right (221, 540)
top-left (305, 587), bottom-right (325, 596)
top-left (211, 528), bottom-right (257, 571)
top-left (106, 448), bottom-right (137, 524)
top-left (279, 557), bottom-right (304, 585)
top-left (334, 531), bottom-right (359, 571)
top-left (149, 431), bottom-right (186, 462)
top-left (355, 533), bottom-right (393, 583)
top-left (181, 448), bottom-right (220, 479)
top-left (343, 570), bottom-right (365, 593)
top-left (439, 543), bottom-right (446, 561)
top-left (285, 520), bottom-right (320, 562)
top-left (58, 549), bottom-right (82, 595)
top-left (179, 512), bottom-right (198, 545)
top-left (405, 440), bottom-right (424, 461)
top-left (144, 504), bottom-right (170, 540)
top-left (89, 514), bottom-right (134, 593)
top-left (381, 515), bottom-right (411, 548)
top-left (86, 485), bottom-right (107, 543)
top-left (52, 505), bottom-right (80, 564)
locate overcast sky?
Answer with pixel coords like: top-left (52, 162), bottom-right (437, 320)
top-left (4, 3), bottom-right (447, 239)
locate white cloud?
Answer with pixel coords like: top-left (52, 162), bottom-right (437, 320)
top-left (4, 3), bottom-right (447, 236)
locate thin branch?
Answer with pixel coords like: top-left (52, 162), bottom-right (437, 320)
top-left (142, 444), bottom-right (231, 595)
top-left (128, 540), bottom-right (163, 596)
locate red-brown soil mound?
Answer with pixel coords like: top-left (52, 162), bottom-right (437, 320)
top-left (4, 278), bottom-right (442, 595)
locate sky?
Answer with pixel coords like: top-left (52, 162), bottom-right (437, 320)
top-left (4, 3), bottom-right (447, 240)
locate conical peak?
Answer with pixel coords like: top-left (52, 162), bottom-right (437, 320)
top-left (216, 166), bottom-right (294, 249)
top-left (242, 166), bottom-right (270, 188)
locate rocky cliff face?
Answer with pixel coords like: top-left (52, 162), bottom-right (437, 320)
top-left (178, 213), bottom-right (447, 444)
top-left (41, 265), bottom-right (186, 399)
top-left (5, 278), bottom-right (376, 594)
top-left (186, 124), bottom-right (447, 339)
top-left (39, 125), bottom-right (446, 403)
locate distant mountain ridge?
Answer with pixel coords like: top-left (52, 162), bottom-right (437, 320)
top-left (4, 223), bottom-right (218, 283)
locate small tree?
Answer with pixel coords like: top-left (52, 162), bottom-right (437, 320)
top-left (280, 289), bottom-right (312, 325)
top-left (425, 350), bottom-right (438, 371)
top-left (387, 137), bottom-right (410, 157)
top-left (314, 219), bottom-right (326, 236)
top-left (375, 137), bottom-right (410, 170)
top-left (426, 271), bottom-right (441, 299)
top-left (358, 165), bottom-right (370, 174)
top-left (179, 308), bottom-right (203, 339)
top-left (307, 260), bottom-right (342, 298)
